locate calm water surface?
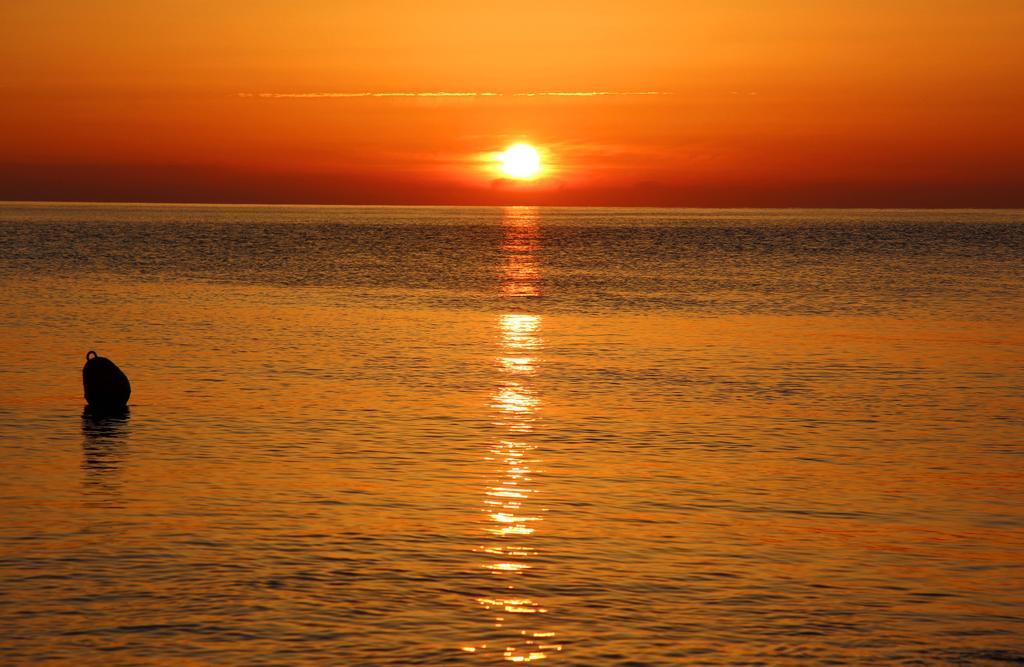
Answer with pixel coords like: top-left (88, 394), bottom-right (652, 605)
top-left (1, 204), bottom-right (1023, 665)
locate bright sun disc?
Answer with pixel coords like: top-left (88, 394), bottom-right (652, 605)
top-left (498, 143), bottom-right (542, 179)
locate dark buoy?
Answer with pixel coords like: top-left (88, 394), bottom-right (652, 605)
top-left (83, 351), bottom-right (131, 411)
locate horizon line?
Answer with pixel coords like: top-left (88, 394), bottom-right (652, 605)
top-left (2, 199), bottom-right (1021, 212)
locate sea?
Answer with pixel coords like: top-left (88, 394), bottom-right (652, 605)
top-left (1, 203), bottom-right (1022, 665)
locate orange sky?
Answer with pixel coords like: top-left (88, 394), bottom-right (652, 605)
top-left (2, 0), bottom-right (1022, 206)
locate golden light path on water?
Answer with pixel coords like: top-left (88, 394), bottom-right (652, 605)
top-left (462, 207), bottom-right (561, 662)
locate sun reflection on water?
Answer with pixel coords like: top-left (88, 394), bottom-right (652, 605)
top-left (464, 207), bottom-right (561, 662)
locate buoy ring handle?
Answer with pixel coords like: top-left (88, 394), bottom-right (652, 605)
top-left (86, 351), bottom-right (98, 361)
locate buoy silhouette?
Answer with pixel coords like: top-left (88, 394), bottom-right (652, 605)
top-left (82, 351), bottom-right (131, 411)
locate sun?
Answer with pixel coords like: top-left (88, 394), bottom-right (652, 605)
top-left (498, 143), bottom-right (542, 180)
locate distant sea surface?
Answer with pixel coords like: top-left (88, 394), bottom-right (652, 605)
top-left (1, 203), bottom-right (1022, 665)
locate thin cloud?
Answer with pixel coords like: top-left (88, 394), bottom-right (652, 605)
top-left (240, 91), bottom-right (672, 99)
top-left (510, 91), bottom-right (666, 97)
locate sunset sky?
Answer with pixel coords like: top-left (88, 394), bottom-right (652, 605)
top-left (2, 0), bottom-right (1022, 206)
